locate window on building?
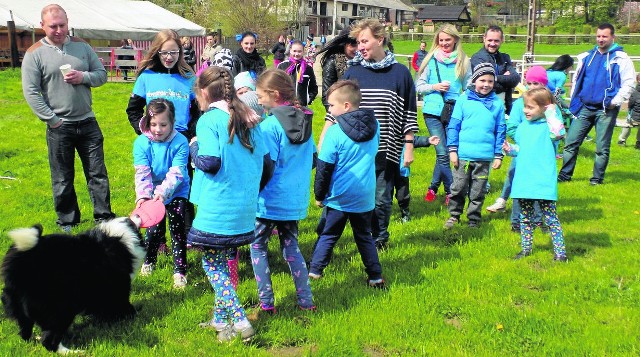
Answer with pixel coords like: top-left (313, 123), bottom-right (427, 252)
top-left (342, 4), bottom-right (348, 11)
top-left (320, 1), bottom-right (327, 15)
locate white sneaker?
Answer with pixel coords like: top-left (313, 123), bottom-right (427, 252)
top-left (140, 263), bottom-right (155, 277)
top-left (173, 273), bottom-right (187, 289)
top-left (486, 198), bottom-right (507, 212)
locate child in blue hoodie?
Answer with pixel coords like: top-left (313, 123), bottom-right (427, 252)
top-left (250, 69), bottom-right (316, 314)
top-left (133, 99), bottom-right (190, 289)
top-left (504, 88), bottom-right (567, 261)
top-left (445, 63), bottom-right (506, 229)
top-left (310, 80), bottom-right (385, 289)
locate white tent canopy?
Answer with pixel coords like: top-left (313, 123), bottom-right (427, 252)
top-left (0, 0), bottom-right (205, 40)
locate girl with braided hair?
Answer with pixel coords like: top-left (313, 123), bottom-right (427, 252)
top-left (250, 69), bottom-right (316, 315)
top-left (187, 66), bottom-right (272, 342)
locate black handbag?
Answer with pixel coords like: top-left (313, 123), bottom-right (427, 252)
top-left (434, 59), bottom-right (455, 127)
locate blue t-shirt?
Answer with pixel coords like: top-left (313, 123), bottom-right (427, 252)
top-left (190, 108), bottom-right (268, 235)
top-left (132, 70), bottom-right (196, 132)
top-left (257, 114), bottom-right (316, 221)
top-left (546, 69), bottom-right (567, 94)
top-left (133, 132), bottom-right (190, 204)
top-left (511, 118), bottom-right (558, 201)
top-left (318, 122), bottom-right (379, 213)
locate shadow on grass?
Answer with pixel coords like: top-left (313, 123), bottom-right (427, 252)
top-left (558, 196), bottom-right (604, 223)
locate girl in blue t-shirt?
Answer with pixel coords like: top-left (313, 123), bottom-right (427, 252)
top-left (250, 69), bottom-right (316, 314)
top-left (504, 88), bottom-right (567, 262)
top-left (187, 66), bottom-right (271, 342)
top-left (134, 99), bottom-right (190, 289)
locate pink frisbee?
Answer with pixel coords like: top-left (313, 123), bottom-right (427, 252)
top-left (130, 199), bottom-right (166, 228)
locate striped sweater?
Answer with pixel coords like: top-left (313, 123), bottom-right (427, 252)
top-left (326, 63), bottom-right (418, 164)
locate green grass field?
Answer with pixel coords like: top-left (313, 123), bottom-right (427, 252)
top-left (0, 41), bottom-right (639, 355)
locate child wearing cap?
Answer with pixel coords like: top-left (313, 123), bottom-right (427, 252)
top-left (234, 71), bottom-right (264, 118)
top-left (444, 62), bottom-right (506, 229)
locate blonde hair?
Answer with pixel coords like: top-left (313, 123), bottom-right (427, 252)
top-left (256, 69), bottom-right (299, 107)
top-left (137, 29), bottom-right (194, 78)
top-left (350, 18), bottom-right (386, 41)
top-left (418, 23), bottom-right (469, 81)
top-left (326, 80), bottom-right (361, 108)
top-left (523, 87), bottom-right (555, 109)
top-left (196, 66), bottom-right (255, 152)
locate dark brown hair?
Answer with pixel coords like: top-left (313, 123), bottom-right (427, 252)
top-left (140, 98), bottom-right (175, 132)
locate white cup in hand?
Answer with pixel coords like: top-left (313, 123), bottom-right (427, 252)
top-left (60, 64), bottom-right (72, 76)
top-left (441, 80), bottom-right (451, 91)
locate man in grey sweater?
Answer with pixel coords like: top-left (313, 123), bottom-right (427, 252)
top-left (22, 4), bottom-right (115, 232)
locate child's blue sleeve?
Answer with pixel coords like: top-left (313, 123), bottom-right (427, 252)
top-left (494, 106), bottom-right (506, 157)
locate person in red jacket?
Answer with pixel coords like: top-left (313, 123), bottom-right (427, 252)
top-left (411, 41), bottom-right (427, 74)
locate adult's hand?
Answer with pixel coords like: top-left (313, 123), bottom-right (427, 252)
top-left (63, 70), bottom-right (84, 85)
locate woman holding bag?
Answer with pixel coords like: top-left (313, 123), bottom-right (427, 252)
top-left (415, 24), bottom-right (471, 204)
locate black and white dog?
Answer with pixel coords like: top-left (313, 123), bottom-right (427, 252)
top-left (1, 217), bottom-right (146, 353)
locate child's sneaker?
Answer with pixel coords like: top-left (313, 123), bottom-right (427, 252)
top-left (299, 305), bottom-right (317, 312)
top-left (199, 319), bottom-right (229, 330)
top-left (553, 254), bottom-right (568, 262)
top-left (173, 273), bottom-right (187, 289)
top-left (308, 272), bottom-right (322, 280)
top-left (443, 216), bottom-right (459, 230)
top-left (367, 278), bottom-right (387, 290)
top-left (400, 209), bottom-right (411, 223)
top-left (486, 197), bottom-right (506, 212)
top-left (260, 303), bottom-right (277, 315)
top-left (617, 140), bottom-right (626, 146)
top-left (513, 250), bottom-right (532, 260)
top-left (444, 194), bottom-right (451, 206)
top-left (424, 189), bottom-right (437, 202)
top-left (140, 263), bottom-right (155, 277)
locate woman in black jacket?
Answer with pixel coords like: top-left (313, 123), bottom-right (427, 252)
top-left (181, 36), bottom-right (197, 70)
top-left (231, 32), bottom-right (266, 78)
top-left (315, 27), bottom-right (357, 110)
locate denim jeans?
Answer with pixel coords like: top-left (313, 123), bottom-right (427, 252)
top-left (500, 158), bottom-right (516, 200)
top-left (394, 174), bottom-right (410, 211)
top-left (559, 106), bottom-right (619, 183)
top-left (309, 207), bottom-right (382, 280)
top-left (250, 219), bottom-right (313, 309)
top-left (424, 115), bottom-right (452, 194)
top-left (372, 159), bottom-right (398, 245)
top-left (46, 118), bottom-right (113, 226)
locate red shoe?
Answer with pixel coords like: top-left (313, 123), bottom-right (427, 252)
top-left (424, 189), bottom-right (437, 202)
top-left (445, 194), bottom-right (451, 206)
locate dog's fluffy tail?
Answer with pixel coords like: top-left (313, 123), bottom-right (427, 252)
top-left (8, 226), bottom-right (41, 251)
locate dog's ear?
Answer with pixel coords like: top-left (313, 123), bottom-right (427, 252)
top-left (32, 224), bottom-right (43, 237)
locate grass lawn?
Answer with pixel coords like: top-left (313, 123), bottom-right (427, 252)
top-left (1, 40), bottom-right (640, 356)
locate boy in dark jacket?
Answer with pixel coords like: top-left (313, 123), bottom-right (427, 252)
top-left (309, 80), bottom-right (385, 289)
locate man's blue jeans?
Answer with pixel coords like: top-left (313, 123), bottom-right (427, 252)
top-left (46, 118), bottom-right (114, 226)
top-left (424, 115), bottom-right (452, 194)
top-left (559, 106), bottom-right (619, 183)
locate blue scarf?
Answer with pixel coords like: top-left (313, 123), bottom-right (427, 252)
top-left (348, 50), bottom-right (397, 69)
top-left (466, 88), bottom-right (495, 110)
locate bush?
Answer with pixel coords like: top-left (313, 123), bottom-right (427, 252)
top-left (402, 24), bottom-right (409, 33)
top-left (582, 24), bottom-right (591, 42)
top-left (568, 26), bottom-right (576, 35)
top-left (477, 25), bottom-right (486, 34)
top-left (620, 26), bottom-right (630, 35)
top-left (462, 26), bottom-right (469, 34)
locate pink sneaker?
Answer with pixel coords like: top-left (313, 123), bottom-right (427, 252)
top-left (424, 189), bottom-right (437, 202)
top-left (445, 194), bottom-right (451, 206)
